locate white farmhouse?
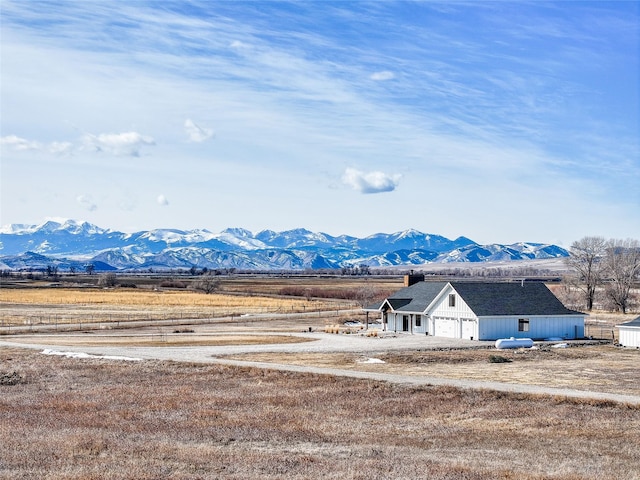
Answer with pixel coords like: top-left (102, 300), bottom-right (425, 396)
top-left (365, 279), bottom-right (585, 341)
top-left (617, 317), bottom-right (640, 348)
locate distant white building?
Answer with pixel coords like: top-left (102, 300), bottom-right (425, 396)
top-left (365, 279), bottom-right (585, 341)
top-left (617, 317), bottom-right (640, 348)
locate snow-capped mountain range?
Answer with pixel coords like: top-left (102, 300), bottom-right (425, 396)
top-left (0, 219), bottom-right (569, 271)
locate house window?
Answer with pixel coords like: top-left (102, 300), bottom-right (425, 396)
top-left (448, 294), bottom-right (456, 307)
top-left (518, 318), bottom-right (530, 332)
top-left (415, 315), bottom-right (421, 327)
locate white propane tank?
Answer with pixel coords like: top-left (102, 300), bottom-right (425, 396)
top-left (495, 337), bottom-right (534, 349)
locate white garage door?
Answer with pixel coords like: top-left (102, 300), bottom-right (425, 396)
top-left (434, 317), bottom-right (457, 338)
top-left (461, 318), bottom-right (476, 340)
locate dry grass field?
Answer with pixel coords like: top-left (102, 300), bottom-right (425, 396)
top-left (7, 333), bottom-right (316, 348)
top-left (2, 279), bottom-right (639, 478)
top-left (1, 347), bottom-right (639, 480)
top-left (224, 345), bottom-right (640, 397)
top-left (215, 275), bottom-right (400, 296)
top-left (0, 287), bottom-right (357, 327)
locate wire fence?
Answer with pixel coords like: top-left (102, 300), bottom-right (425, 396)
top-left (1, 309), bottom-right (624, 341)
top-left (584, 322), bottom-right (618, 342)
top-left (0, 308), bottom-right (360, 334)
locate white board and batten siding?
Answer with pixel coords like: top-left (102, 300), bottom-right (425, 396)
top-left (386, 313), bottom-right (428, 334)
top-left (430, 286), bottom-right (479, 340)
top-left (372, 281), bottom-right (586, 341)
top-left (477, 315), bottom-right (585, 341)
top-left (618, 318), bottom-right (640, 348)
top-left (429, 285), bottom-right (583, 341)
top-left (618, 327), bottom-right (640, 348)
top-left (413, 314), bottom-right (427, 335)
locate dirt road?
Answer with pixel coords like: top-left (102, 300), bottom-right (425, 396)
top-left (2, 332), bottom-right (639, 405)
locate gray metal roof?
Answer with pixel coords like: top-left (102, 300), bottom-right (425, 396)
top-left (618, 316), bottom-right (640, 328)
top-left (449, 281), bottom-right (582, 317)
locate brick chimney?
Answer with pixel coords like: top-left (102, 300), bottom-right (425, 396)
top-left (404, 270), bottom-right (423, 287)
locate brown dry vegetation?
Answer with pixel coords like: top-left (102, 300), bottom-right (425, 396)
top-left (226, 345), bottom-right (640, 397)
top-left (214, 275), bottom-right (400, 297)
top-left (0, 288), bottom-right (355, 326)
top-left (1, 347), bottom-right (639, 480)
top-left (7, 333), bottom-right (315, 348)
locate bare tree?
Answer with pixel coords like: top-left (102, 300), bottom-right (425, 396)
top-left (602, 238), bottom-right (640, 314)
top-left (193, 275), bottom-right (220, 294)
top-left (45, 265), bottom-right (59, 279)
top-left (355, 283), bottom-right (378, 308)
top-left (565, 236), bottom-right (606, 310)
top-left (98, 272), bottom-right (118, 287)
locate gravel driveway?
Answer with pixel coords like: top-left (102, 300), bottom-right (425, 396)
top-left (2, 332), bottom-right (639, 405)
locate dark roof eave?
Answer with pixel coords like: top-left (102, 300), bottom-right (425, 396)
top-left (476, 313), bottom-right (586, 319)
top-left (395, 308), bottom-right (428, 314)
top-left (617, 317), bottom-right (640, 328)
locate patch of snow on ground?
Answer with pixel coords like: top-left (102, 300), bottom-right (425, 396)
top-left (357, 357), bottom-right (385, 364)
top-left (41, 349), bottom-right (142, 361)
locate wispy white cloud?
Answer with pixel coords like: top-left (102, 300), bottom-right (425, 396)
top-left (230, 40), bottom-right (248, 50)
top-left (48, 141), bottom-right (73, 155)
top-left (0, 135), bottom-right (40, 151)
top-left (184, 119), bottom-right (214, 142)
top-left (2, 135), bottom-right (73, 155)
top-left (370, 70), bottom-right (394, 81)
top-left (342, 168), bottom-right (401, 194)
top-left (76, 194), bottom-right (97, 212)
top-left (81, 132), bottom-right (155, 157)
top-left (1, 132), bottom-right (153, 158)
top-left (157, 194), bottom-right (169, 206)
top-left (0, 1), bottom-right (636, 243)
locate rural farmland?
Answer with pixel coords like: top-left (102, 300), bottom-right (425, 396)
top-left (1, 275), bottom-right (639, 479)
top-left (3, 1), bottom-right (639, 477)
top-left (0, 275), bottom-right (381, 328)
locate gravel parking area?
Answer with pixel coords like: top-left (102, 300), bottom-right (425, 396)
top-left (3, 330), bottom-right (638, 405)
top-left (0, 330), bottom-right (485, 358)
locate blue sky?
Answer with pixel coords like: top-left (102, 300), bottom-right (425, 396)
top-left (1, 1), bottom-right (638, 245)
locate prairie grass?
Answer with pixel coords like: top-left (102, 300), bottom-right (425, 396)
top-left (9, 333), bottom-right (315, 348)
top-left (0, 288), bottom-right (346, 308)
top-left (1, 348), bottom-right (638, 479)
top-left (225, 345), bottom-right (640, 397)
top-left (0, 288), bottom-right (354, 326)
top-left (217, 276), bottom-right (400, 297)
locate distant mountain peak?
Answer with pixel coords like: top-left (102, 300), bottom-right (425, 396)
top-left (0, 219), bottom-right (108, 236)
top-left (0, 219), bottom-right (569, 271)
top-left (59, 219), bottom-right (108, 235)
top-left (221, 227), bottom-right (254, 238)
top-left (396, 228), bottom-right (423, 237)
top-left (36, 220), bottom-right (63, 232)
